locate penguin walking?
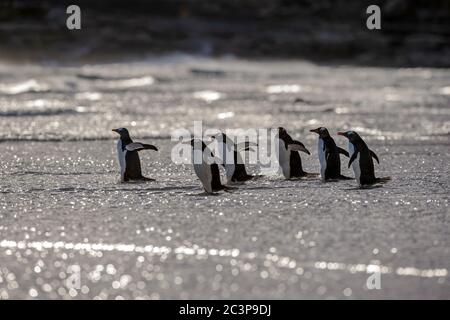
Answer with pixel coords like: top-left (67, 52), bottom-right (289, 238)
top-left (337, 131), bottom-right (390, 187)
top-left (211, 132), bottom-right (258, 184)
top-left (275, 127), bottom-right (314, 179)
top-left (112, 128), bottom-right (158, 182)
top-left (310, 127), bottom-right (352, 181)
top-left (189, 139), bottom-right (227, 194)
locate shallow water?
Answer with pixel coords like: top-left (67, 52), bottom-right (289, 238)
top-left (0, 56), bottom-right (449, 299)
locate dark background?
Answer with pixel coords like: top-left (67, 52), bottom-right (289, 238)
top-left (0, 0), bottom-right (449, 66)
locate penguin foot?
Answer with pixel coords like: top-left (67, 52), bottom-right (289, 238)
top-left (232, 174), bottom-right (263, 183)
top-left (121, 176), bottom-right (156, 183)
top-left (136, 176), bottom-right (156, 182)
top-left (375, 176), bottom-right (391, 184)
top-left (358, 177), bottom-right (391, 189)
top-left (324, 175), bottom-right (353, 182)
top-left (239, 175), bottom-right (256, 182)
top-left (191, 191), bottom-right (221, 196)
top-left (205, 192), bottom-right (221, 196)
top-left (359, 184), bottom-right (384, 189)
top-left (222, 186), bottom-right (237, 192)
top-left (289, 173), bottom-right (319, 180)
top-left (337, 174), bottom-right (353, 180)
top-left (305, 172), bottom-right (320, 178)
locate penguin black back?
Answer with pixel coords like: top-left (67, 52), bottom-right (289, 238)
top-left (337, 131), bottom-right (385, 186)
top-left (277, 127), bottom-right (311, 178)
top-left (124, 152), bottom-right (143, 181)
top-left (231, 148), bottom-right (253, 182)
top-left (289, 152), bottom-right (307, 177)
top-left (212, 133), bottom-right (254, 183)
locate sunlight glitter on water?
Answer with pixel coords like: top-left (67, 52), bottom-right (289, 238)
top-left (0, 239), bottom-right (447, 279)
top-left (193, 90), bottom-right (223, 103)
top-left (0, 79), bottom-right (49, 95)
top-left (266, 84), bottom-right (302, 94)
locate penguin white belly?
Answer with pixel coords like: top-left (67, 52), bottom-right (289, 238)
top-left (348, 143), bottom-right (361, 185)
top-left (192, 150), bottom-right (213, 193)
top-left (116, 140), bottom-right (127, 179)
top-left (277, 139), bottom-right (291, 178)
top-left (318, 138), bottom-right (327, 181)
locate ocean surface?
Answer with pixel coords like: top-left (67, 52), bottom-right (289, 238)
top-left (0, 55), bottom-right (449, 299)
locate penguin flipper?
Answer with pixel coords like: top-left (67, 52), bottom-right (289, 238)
top-left (375, 176), bottom-right (391, 184)
top-left (288, 140), bottom-right (310, 155)
top-left (126, 142), bottom-right (158, 152)
top-left (348, 150), bottom-right (358, 168)
top-left (142, 144), bottom-right (158, 151)
top-left (237, 141), bottom-right (258, 151)
top-left (370, 150), bottom-right (380, 164)
top-left (338, 147), bottom-right (349, 157)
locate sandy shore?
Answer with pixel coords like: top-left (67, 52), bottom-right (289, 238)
top-left (0, 137), bottom-right (448, 299)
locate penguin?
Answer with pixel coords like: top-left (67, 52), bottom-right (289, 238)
top-left (337, 130), bottom-right (390, 187)
top-left (210, 132), bottom-right (258, 184)
top-left (189, 138), bottom-right (227, 194)
top-left (112, 128), bottom-right (158, 182)
top-left (310, 127), bottom-right (352, 181)
top-left (275, 127), bottom-right (313, 179)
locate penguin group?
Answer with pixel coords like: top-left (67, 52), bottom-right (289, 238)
top-left (112, 127), bottom-right (389, 193)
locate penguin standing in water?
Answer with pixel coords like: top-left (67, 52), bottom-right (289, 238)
top-left (310, 127), bottom-right (351, 181)
top-left (337, 130), bottom-right (390, 187)
top-left (210, 132), bottom-right (258, 184)
top-left (275, 127), bottom-right (313, 179)
top-left (189, 139), bottom-right (227, 194)
top-left (112, 128), bottom-right (158, 182)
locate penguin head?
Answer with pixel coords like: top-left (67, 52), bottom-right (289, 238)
top-left (112, 127), bottom-right (130, 139)
top-left (277, 127), bottom-right (288, 138)
top-left (210, 132), bottom-right (225, 142)
top-left (190, 138), bottom-right (205, 150)
top-left (337, 130), bottom-right (360, 142)
top-left (310, 127), bottom-right (330, 138)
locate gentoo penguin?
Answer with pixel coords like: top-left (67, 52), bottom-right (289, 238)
top-left (211, 132), bottom-right (258, 184)
top-left (112, 128), bottom-right (158, 182)
top-left (310, 127), bottom-right (351, 181)
top-left (189, 139), bottom-right (227, 194)
top-left (275, 127), bottom-right (313, 179)
top-left (337, 131), bottom-right (389, 187)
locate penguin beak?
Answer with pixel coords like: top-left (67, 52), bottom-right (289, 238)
top-left (112, 129), bottom-right (119, 134)
top-left (310, 128), bottom-right (319, 134)
top-left (337, 131), bottom-right (346, 137)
